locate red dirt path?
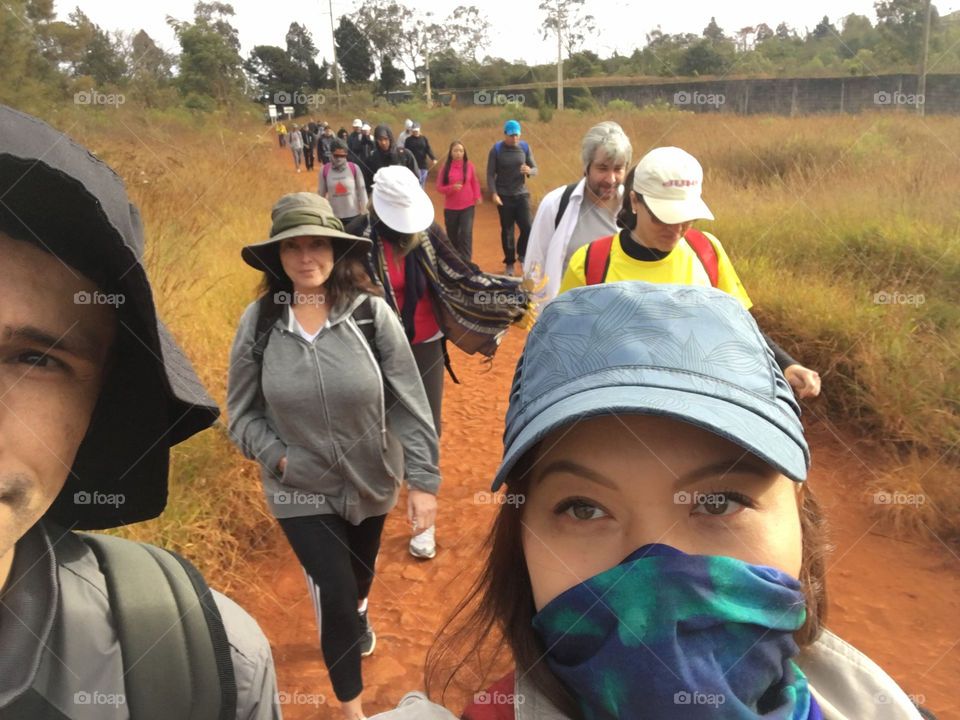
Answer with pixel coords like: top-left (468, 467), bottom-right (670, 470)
top-left (233, 148), bottom-right (960, 718)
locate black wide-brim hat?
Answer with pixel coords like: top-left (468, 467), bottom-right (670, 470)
top-left (0, 104), bottom-right (219, 529)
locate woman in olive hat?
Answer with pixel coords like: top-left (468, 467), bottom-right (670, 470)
top-left (227, 193), bottom-right (441, 720)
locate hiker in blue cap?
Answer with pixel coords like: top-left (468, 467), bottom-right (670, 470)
top-left (486, 119), bottom-right (537, 276)
top-left (370, 282), bottom-right (931, 720)
top-left (0, 104), bottom-right (280, 720)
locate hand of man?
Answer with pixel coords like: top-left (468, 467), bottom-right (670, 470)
top-left (520, 163), bottom-right (531, 175)
top-left (784, 364), bottom-right (821, 399)
top-left (277, 457), bottom-right (287, 473)
top-left (407, 486), bottom-right (437, 531)
top-left (492, 193), bottom-right (503, 206)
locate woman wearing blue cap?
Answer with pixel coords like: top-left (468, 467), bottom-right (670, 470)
top-left (370, 282), bottom-right (929, 720)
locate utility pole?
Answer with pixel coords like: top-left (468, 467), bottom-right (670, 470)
top-left (556, 19), bottom-right (564, 111)
top-left (425, 44), bottom-right (433, 106)
top-left (918, 0), bottom-right (932, 117)
top-left (328, 0), bottom-right (342, 109)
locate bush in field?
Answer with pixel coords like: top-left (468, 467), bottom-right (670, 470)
top-left (499, 100), bottom-right (528, 122)
top-left (605, 99), bottom-right (637, 113)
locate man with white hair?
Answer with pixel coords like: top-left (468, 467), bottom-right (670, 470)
top-left (396, 118), bottom-right (413, 150)
top-left (523, 121), bottom-right (631, 303)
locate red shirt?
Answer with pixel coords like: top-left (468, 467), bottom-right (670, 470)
top-left (461, 672), bottom-right (515, 720)
top-left (436, 159), bottom-right (481, 211)
top-left (382, 240), bottom-right (441, 344)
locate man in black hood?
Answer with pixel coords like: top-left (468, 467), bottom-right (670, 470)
top-left (362, 124), bottom-right (418, 192)
top-left (0, 104), bottom-right (281, 719)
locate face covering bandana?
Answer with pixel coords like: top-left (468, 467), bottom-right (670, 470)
top-left (531, 544), bottom-right (822, 720)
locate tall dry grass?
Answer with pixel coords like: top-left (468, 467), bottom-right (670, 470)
top-left (40, 101), bottom-right (960, 586)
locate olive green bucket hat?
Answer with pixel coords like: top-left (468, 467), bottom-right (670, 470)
top-left (241, 193), bottom-right (371, 272)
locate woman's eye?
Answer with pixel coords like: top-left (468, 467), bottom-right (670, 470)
top-left (556, 498), bottom-right (609, 521)
top-left (690, 491), bottom-right (752, 517)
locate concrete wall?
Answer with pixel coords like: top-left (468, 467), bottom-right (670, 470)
top-left (456, 74), bottom-right (960, 115)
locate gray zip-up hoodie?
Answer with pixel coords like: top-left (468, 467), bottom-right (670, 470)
top-left (227, 292), bottom-right (440, 523)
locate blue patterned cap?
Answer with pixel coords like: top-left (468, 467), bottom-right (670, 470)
top-left (492, 282), bottom-right (810, 491)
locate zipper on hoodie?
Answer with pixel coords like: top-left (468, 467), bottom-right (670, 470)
top-left (310, 342), bottom-right (346, 478)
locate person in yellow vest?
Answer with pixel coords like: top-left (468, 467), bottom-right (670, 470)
top-left (277, 122), bottom-right (287, 147)
top-left (559, 146), bottom-right (821, 399)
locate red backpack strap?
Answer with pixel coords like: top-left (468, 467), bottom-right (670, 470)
top-left (584, 234), bottom-right (616, 286)
top-left (683, 228), bottom-right (719, 287)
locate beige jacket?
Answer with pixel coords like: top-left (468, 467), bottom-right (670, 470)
top-left (370, 629), bottom-right (924, 720)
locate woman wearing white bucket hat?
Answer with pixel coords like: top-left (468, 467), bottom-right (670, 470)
top-left (349, 166), bottom-right (534, 560)
top-left (560, 146), bottom-right (822, 400)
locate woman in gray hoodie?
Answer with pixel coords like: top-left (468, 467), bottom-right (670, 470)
top-left (227, 193), bottom-right (441, 720)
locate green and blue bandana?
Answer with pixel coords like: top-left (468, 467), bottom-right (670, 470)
top-left (531, 544), bottom-right (823, 720)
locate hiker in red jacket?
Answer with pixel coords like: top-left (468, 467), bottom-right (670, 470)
top-left (560, 146), bottom-right (821, 399)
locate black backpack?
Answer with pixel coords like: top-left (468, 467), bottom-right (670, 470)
top-left (79, 532), bottom-right (238, 720)
top-left (251, 293), bottom-right (378, 365)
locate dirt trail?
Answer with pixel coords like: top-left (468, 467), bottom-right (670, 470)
top-left (235, 145), bottom-right (960, 718)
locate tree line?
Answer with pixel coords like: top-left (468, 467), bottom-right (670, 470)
top-left (2, 0), bottom-right (956, 112)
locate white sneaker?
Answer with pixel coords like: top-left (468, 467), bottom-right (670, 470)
top-left (504, 263), bottom-right (515, 277)
top-left (409, 525), bottom-right (436, 559)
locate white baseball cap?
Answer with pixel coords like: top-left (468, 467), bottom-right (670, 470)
top-left (372, 166), bottom-right (434, 233)
top-left (352, 118), bottom-right (363, 127)
top-left (632, 147), bottom-right (714, 224)
top-left (361, 123), bottom-right (371, 131)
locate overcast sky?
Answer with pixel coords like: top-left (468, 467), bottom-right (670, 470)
top-left (62, 0), bottom-right (960, 71)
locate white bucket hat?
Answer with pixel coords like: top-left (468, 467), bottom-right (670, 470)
top-left (371, 166), bottom-right (434, 233)
top-left (633, 146), bottom-right (714, 225)
top-left (352, 118), bottom-right (362, 127)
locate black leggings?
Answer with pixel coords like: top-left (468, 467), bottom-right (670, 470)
top-left (278, 512), bottom-right (386, 702)
top-left (444, 206), bottom-right (476, 262)
top-left (411, 338), bottom-right (444, 437)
